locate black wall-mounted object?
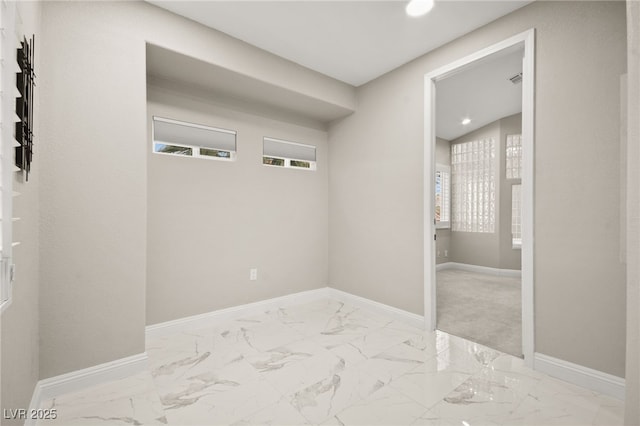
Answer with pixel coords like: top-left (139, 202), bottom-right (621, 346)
top-left (15, 36), bottom-right (35, 181)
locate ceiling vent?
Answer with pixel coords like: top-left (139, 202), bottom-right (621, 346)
top-left (509, 72), bottom-right (523, 85)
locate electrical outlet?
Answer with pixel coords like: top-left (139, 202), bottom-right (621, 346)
top-left (444, 250), bottom-right (448, 257)
top-left (250, 268), bottom-right (258, 281)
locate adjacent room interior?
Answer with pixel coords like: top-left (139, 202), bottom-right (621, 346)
top-left (433, 45), bottom-right (524, 357)
top-left (1, 1), bottom-right (639, 425)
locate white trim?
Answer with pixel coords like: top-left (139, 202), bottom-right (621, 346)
top-left (26, 353), bottom-right (149, 425)
top-left (25, 290), bottom-right (624, 426)
top-left (146, 287), bottom-right (424, 338)
top-left (262, 155), bottom-right (317, 171)
top-left (424, 28), bottom-right (535, 367)
top-left (534, 353), bottom-right (625, 400)
top-left (146, 288), bottom-right (330, 338)
top-left (425, 74), bottom-right (438, 332)
top-left (426, 30), bottom-right (533, 82)
top-left (520, 29), bottom-right (536, 368)
top-left (327, 288), bottom-right (424, 329)
top-left (25, 382), bottom-right (43, 426)
top-left (152, 142), bottom-right (237, 162)
top-left (436, 262), bottom-right (521, 278)
top-left (29, 288), bottom-right (421, 424)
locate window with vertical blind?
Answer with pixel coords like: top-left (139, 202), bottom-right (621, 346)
top-left (435, 164), bottom-right (450, 229)
top-left (512, 184), bottom-right (522, 248)
top-left (506, 134), bottom-right (522, 179)
top-left (451, 138), bottom-right (496, 233)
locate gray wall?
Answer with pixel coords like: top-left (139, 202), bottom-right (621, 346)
top-left (1, 2), bottom-right (41, 423)
top-left (27, 0), bottom-right (633, 398)
top-left (626, 0), bottom-right (639, 423)
top-left (329, 1), bottom-right (627, 377)
top-left (39, 1), bottom-right (351, 379)
top-left (39, 1), bottom-right (148, 379)
top-left (146, 84), bottom-right (328, 325)
top-left (435, 137), bottom-right (450, 265)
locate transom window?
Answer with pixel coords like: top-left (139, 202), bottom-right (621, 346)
top-left (152, 116), bottom-right (237, 161)
top-left (263, 137), bottom-right (316, 171)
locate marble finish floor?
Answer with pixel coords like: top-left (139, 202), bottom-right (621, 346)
top-left (38, 298), bottom-right (622, 425)
top-left (437, 269), bottom-right (522, 357)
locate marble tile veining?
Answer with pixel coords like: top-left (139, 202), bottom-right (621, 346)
top-left (232, 396), bottom-right (312, 426)
top-left (37, 297), bottom-right (624, 425)
top-left (320, 386), bottom-right (428, 426)
top-left (38, 371), bottom-right (167, 426)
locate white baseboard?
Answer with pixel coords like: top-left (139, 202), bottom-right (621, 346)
top-left (327, 288), bottom-right (424, 329)
top-left (26, 382), bottom-right (43, 426)
top-left (26, 353), bottom-right (148, 426)
top-left (534, 353), bottom-right (625, 400)
top-left (145, 287), bottom-right (425, 338)
top-left (25, 287), bottom-right (423, 425)
top-left (146, 287), bottom-right (331, 338)
top-left (436, 261), bottom-right (521, 278)
top-left (25, 288), bottom-right (626, 425)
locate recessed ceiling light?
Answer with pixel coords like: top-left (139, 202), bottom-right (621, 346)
top-left (406, 0), bottom-right (434, 17)
top-left (462, 118), bottom-right (471, 125)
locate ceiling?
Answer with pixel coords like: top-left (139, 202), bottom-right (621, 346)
top-left (147, 0), bottom-right (532, 87)
top-left (436, 45), bottom-right (523, 140)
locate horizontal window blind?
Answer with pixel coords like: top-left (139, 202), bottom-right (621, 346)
top-left (263, 137), bottom-right (316, 162)
top-left (153, 117), bottom-right (236, 151)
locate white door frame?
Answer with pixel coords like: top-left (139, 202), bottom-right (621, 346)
top-left (423, 29), bottom-right (535, 366)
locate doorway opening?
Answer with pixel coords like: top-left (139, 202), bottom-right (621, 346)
top-left (424, 29), bottom-right (535, 365)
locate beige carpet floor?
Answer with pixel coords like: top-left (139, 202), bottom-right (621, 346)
top-left (436, 268), bottom-right (522, 357)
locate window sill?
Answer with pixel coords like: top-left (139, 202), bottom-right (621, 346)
top-left (262, 161), bottom-right (317, 171)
